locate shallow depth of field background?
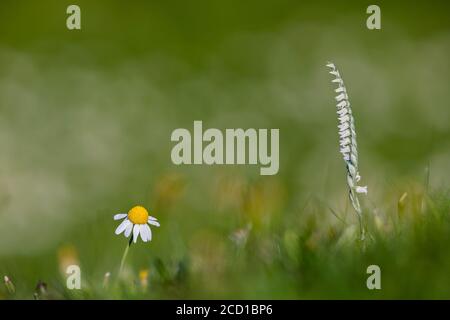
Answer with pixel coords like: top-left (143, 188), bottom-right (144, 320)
top-left (0, 0), bottom-right (449, 299)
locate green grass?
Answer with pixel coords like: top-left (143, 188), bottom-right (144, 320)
top-left (1, 183), bottom-right (450, 299)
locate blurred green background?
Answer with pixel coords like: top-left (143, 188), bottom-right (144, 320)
top-left (0, 0), bottom-right (449, 299)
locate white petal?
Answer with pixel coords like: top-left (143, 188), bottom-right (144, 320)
top-left (338, 115), bottom-right (350, 123)
top-left (144, 225), bottom-right (150, 242)
top-left (138, 225), bottom-right (145, 242)
top-left (329, 70), bottom-right (340, 77)
top-left (114, 213), bottom-right (127, 220)
top-left (124, 222), bottom-right (133, 237)
top-left (335, 93), bottom-right (348, 101)
top-left (338, 123), bottom-right (349, 131)
top-left (133, 224), bottom-right (140, 243)
top-left (145, 224), bottom-right (152, 241)
top-left (356, 186), bottom-right (368, 194)
top-left (339, 129), bottom-right (351, 138)
top-left (337, 108), bottom-right (348, 116)
top-left (340, 146), bottom-right (350, 154)
top-left (340, 137), bottom-right (351, 146)
top-left (148, 219), bottom-right (160, 227)
top-left (332, 78), bottom-right (343, 84)
top-left (140, 225), bottom-right (148, 242)
top-left (115, 219), bottom-right (131, 235)
top-left (335, 86), bottom-right (346, 93)
top-left (148, 216), bottom-right (158, 221)
top-left (337, 100), bottom-right (348, 108)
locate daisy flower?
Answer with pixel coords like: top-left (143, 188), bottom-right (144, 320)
top-left (114, 206), bottom-right (160, 243)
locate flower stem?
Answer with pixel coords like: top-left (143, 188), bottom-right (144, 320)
top-left (350, 189), bottom-right (365, 242)
top-left (118, 237), bottom-right (133, 278)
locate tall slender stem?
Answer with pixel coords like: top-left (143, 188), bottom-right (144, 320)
top-left (118, 237), bottom-right (133, 278)
top-left (350, 189), bottom-right (365, 241)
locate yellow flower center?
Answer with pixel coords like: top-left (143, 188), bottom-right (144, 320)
top-left (127, 206), bottom-right (149, 224)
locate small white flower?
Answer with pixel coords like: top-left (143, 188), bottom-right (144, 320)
top-left (327, 62), bottom-right (367, 194)
top-left (114, 206), bottom-right (160, 243)
top-left (356, 186), bottom-right (368, 194)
